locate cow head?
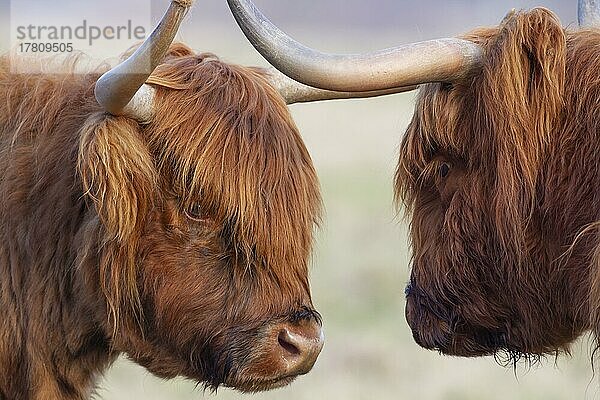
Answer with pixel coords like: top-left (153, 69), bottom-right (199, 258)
top-left (225, 0), bottom-right (600, 362)
top-left (397, 9), bottom-right (577, 359)
top-left (82, 1), bottom-right (323, 392)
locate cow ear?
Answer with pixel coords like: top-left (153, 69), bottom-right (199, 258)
top-left (483, 7), bottom-right (565, 149)
top-left (78, 113), bottom-right (157, 328)
top-left (78, 113), bottom-right (157, 241)
top-left (478, 8), bottom-right (565, 257)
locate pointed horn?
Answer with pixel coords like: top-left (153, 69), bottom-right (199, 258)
top-left (578, 0), bottom-right (600, 27)
top-left (268, 68), bottom-right (415, 105)
top-left (95, 0), bottom-right (194, 121)
top-left (227, 0), bottom-right (482, 94)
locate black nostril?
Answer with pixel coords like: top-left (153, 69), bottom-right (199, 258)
top-left (405, 282), bottom-right (413, 297)
top-left (278, 329), bottom-right (301, 355)
top-left (272, 322), bottom-right (324, 376)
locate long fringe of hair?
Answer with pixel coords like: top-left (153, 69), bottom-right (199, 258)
top-left (396, 8), bottom-right (566, 264)
top-left (76, 43), bottom-right (321, 327)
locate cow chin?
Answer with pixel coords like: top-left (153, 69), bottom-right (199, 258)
top-left (405, 294), bottom-right (506, 358)
top-left (226, 373), bottom-right (298, 393)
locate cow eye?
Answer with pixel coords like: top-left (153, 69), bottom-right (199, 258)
top-left (185, 203), bottom-right (205, 222)
top-left (439, 163), bottom-right (451, 178)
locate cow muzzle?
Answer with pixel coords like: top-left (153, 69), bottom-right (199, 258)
top-left (405, 290), bottom-right (453, 351)
top-left (228, 313), bottom-right (324, 392)
top-left (276, 319), bottom-right (324, 376)
top-left (405, 282), bottom-right (507, 357)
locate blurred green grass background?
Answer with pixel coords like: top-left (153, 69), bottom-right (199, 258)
top-left (1, 1), bottom-right (595, 398)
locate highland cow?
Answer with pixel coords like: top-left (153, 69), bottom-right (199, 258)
top-left (228, 0), bottom-right (600, 363)
top-left (0, 1), bottom-right (326, 399)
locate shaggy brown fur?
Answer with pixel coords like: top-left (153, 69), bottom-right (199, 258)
top-left (398, 8), bottom-right (600, 362)
top-left (0, 43), bottom-right (322, 399)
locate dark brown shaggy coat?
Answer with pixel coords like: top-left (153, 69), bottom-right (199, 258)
top-left (399, 8), bottom-right (600, 361)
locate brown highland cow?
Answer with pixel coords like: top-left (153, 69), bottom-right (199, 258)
top-left (228, 0), bottom-right (600, 364)
top-left (0, 1), bottom-right (332, 399)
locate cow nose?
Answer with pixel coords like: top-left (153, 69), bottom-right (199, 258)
top-left (275, 319), bottom-right (324, 376)
top-left (405, 294), bottom-right (417, 330)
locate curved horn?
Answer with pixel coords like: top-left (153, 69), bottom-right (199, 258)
top-left (579, 0), bottom-right (600, 27)
top-left (95, 0), bottom-right (194, 121)
top-left (268, 68), bottom-right (415, 105)
top-left (227, 0), bottom-right (482, 94)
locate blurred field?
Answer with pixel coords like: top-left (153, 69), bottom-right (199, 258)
top-left (0, 0), bottom-right (595, 399)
